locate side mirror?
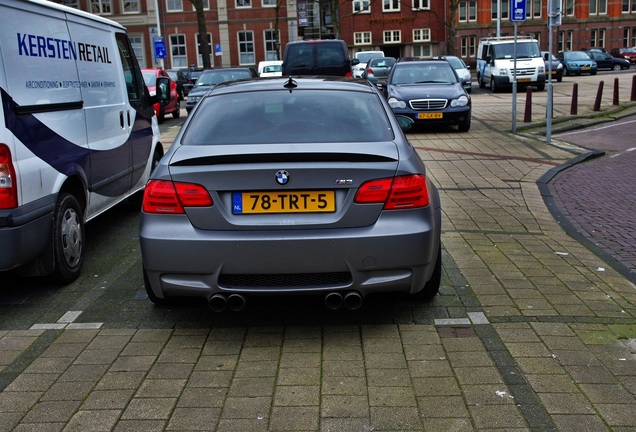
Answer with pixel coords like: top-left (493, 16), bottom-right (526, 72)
top-left (153, 76), bottom-right (171, 105)
top-left (395, 115), bottom-right (414, 132)
top-left (351, 58), bottom-right (360, 66)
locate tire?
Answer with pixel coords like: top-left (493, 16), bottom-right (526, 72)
top-left (591, 71), bottom-right (597, 75)
top-left (564, 67), bottom-right (570, 76)
top-left (537, 84), bottom-right (545, 91)
top-left (556, 76), bottom-right (562, 83)
top-left (144, 268), bottom-right (167, 305)
top-left (52, 193), bottom-right (84, 283)
top-left (458, 119), bottom-right (471, 132)
top-left (172, 101), bottom-right (181, 119)
top-left (478, 74), bottom-right (486, 89)
top-left (490, 77), bottom-right (498, 93)
top-left (612, 64), bottom-right (621, 71)
top-left (413, 246), bottom-right (442, 300)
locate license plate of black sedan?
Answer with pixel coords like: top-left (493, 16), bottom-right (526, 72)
top-left (418, 112), bottom-right (443, 119)
top-left (232, 191), bottom-right (336, 214)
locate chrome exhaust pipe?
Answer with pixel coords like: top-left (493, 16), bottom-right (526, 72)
top-left (344, 291), bottom-right (363, 310)
top-left (227, 293), bottom-right (247, 312)
top-left (324, 292), bottom-right (344, 310)
top-left (209, 294), bottom-right (227, 312)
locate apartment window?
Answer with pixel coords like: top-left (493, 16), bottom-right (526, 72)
top-left (129, 34), bottom-right (145, 67)
top-left (196, 33), bottom-right (213, 67)
top-left (526, 0), bottom-right (541, 18)
top-left (167, 0), bottom-right (183, 12)
top-left (354, 0), bottom-right (370, 13)
top-left (262, 0), bottom-right (276, 5)
top-left (565, 0), bottom-right (575, 15)
top-left (91, 0), bottom-right (112, 14)
top-left (590, 29), bottom-right (606, 47)
top-left (354, 32), bottom-right (372, 45)
top-left (459, 1), bottom-right (476, 21)
top-left (264, 29), bottom-right (278, 60)
top-left (413, 45), bottom-right (431, 57)
top-left (170, 34), bottom-right (187, 67)
top-left (461, 35), bottom-right (476, 57)
top-left (191, 0), bottom-right (210, 9)
top-left (589, 0), bottom-right (607, 14)
top-left (413, 28), bottom-right (430, 42)
top-left (557, 30), bottom-right (573, 52)
top-left (622, 0), bottom-right (636, 12)
top-left (61, 0), bottom-right (79, 8)
top-left (413, 0), bottom-right (429, 10)
top-left (236, 0), bottom-right (251, 7)
top-left (383, 30), bottom-right (401, 43)
top-left (383, 0), bottom-right (400, 12)
top-left (238, 31), bottom-right (255, 64)
top-left (122, 0), bottom-right (139, 13)
top-left (491, 0), bottom-right (509, 19)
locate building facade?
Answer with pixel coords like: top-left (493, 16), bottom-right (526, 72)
top-left (53, 0), bottom-right (636, 69)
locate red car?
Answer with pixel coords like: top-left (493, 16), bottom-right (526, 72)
top-left (610, 47), bottom-right (636, 65)
top-left (142, 68), bottom-right (180, 123)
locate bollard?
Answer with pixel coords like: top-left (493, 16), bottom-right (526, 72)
top-left (631, 75), bottom-right (636, 102)
top-left (570, 83), bottom-right (578, 115)
top-left (613, 78), bottom-right (619, 105)
top-left (524, 86), bottom-right (532, 122)
top-left (593, 80), bottom-right (604, 111)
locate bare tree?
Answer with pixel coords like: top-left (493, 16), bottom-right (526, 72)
top-left (188, 0), bottom-right (212, 68)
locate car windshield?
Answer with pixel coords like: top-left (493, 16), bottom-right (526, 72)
top-left (563, 51), bottom-right (592, 60)
top-left (263, 65), bottom-right (282, 73)
top-left (196, 70), bottom-right (253, 86)
top-left (391, 64), bottom-right (457, 85)
top-left (444, 57), bottom-right (464, 69)
top-left (492, 42), bottom-right (541, 59)
top-left (356, 52), bottom-right (382, 63)
top-left (141, 71), bottom-right (157, 87)
top-left (183, 89), bottom-right (393, 145)
top-left (370, 58), bottom-right (396, 68)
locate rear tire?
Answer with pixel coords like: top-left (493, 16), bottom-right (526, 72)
top-left (173, 101), bottom-right (181, 119)
top-left (52, 193), bottom-right (84, 284)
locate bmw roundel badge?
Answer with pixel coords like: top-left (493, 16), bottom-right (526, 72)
top-left (275, 170), bottom-right (290, 186)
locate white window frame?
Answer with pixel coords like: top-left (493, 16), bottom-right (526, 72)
top-left (491, 0), bottom-right (509, 19)
top-left (236, 0), bottom-right (252, 8)
top-left (460, 1), bottom-right (477, 22)
top-left (238, 30), bottom-right (255, 65)
top-left (122, 0), bottom-right (140, 13)
top-left (383, 0), bottom-right (400, 13)
top-left (383, 30), bottom-right (401, 44)
top-left (191, 0), bottom-right (210, 9)
top-left (413, 44), bottom-right (431, 57)
top-left (413, 28), bottom-right (431, 42)
top-left (354, 32), bottom-right (372, 45)
top-left (353, 0), bottom-right (370, 13)
top-left (167, 0), bottom-right (183, 12)
top-left (565, 0), bottom-right (575, 15)
top-left (264, 29), bottom-right (278, 60)
top-left (170, 34), bottom-right (187, 67)
top-left (196, 33), bottom-right (213, 67)
top-left (412, 0), bottom-right (429, 10)
top-left (262, 0), bottom-right (276, 6)
top-left (91, 0), bottom-right (112, 15)
top-left (129, 34), bottom-right (145, 67)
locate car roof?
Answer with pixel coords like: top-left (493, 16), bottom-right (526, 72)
top-left (393, 60), bottom-right (451, 67)
top-left (208, 76), bottom-right (377, 95)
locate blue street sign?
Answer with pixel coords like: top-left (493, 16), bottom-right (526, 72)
top-left (154, 39), bottom-right (166, 59)
top-left (510, 0), bottom-right (527, 22)
top-left (214, 43), bottom-right (222, 57)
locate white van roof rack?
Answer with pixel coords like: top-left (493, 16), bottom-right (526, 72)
top-left (480, 35), bottom-right (536, 42)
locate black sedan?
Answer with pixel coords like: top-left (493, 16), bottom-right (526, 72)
top-left (185, 67), bottom-right (257, 114)
top-left (585, 51), bottom-right (631, 71)
top-left (378, 59), bottom-right (471, 132)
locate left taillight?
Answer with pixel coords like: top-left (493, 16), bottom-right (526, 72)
top-left (354, 174), bottom-right (430, 210)
top-left (142, 180), bottom-right (213, 214)
top-left (0, 144), bottom-right (18, 210)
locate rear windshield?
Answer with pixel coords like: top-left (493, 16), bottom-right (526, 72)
top-left (197, 70), bottom-right (253, 86)
top-left (182, 89), bottom-right (393, 145)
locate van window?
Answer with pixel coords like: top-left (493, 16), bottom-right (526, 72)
top-left (116, 33), bottom-right (144, 101)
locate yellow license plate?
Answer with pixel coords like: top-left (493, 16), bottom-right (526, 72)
top-left (232, 191), bottom-right (335, 214)
top-left (582, 66), bottom-right (590, 70)
top-left (517, 78), bottom-right (531, 82)
top-left (550, 70), bottom-right (557, 74)
top-left (418, 112), bottom-right (443, 119)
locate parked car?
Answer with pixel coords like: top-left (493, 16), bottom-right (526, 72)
top-left (182, 68), bottom-right (205, 95)
top-left (377, 59), bottom-right (471, 132)
top-left (433, 55), bottom-right (472, 93)
top-left (140, 77), bottom-right (442, 311)
top-left (558, 51), bottom-right (598, 76)
top-left (352, 50), bottom-right (385, 78)
top-left (258, 60), bottom-right (283, 77)
top-left (610, 47), bottom-right (636, 64)
top-left (141, 68), bottom-right (180, 123)
top-left (585, 50), bottom-right (631, 71)
top-left (166, 69), bottom-right (188, 100)
top-left (362, 56), bottom-right (396, 84)
top-left (185, 67), bottom-right (258, 114)
top-left (282, 39), bottom-right (359, 77)
top-left (542, 51), bottom-right (564, 82)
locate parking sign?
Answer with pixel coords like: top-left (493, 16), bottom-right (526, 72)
top-left (510, 0), bottom-right (526, 22)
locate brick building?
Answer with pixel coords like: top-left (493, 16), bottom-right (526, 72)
top-left (53, 0), bottom-right (636, 69)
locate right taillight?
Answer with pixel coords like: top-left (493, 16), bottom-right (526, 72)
top-left (354, 175), bottom-right (430, 210)
top-left (0, 144), bottom-right (18, 209)
top-left (142, 180), bottom-right (213, 214)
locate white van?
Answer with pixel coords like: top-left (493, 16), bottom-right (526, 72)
top-left (257, 60), bottom-right (283, 77)
top-left (476, 36), bottom-right (545, 92)
top-left (0, 0), bottom-right (167, 282)
top-left (352, 50), bottom-right (385, 78)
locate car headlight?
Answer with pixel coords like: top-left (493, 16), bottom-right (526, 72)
top-left (450, 95), bottom-right (469, 107)
top-left (388, 97), bottom-right (407, 109)
top-left (498, 68), bottom-right (508, 76)
top-left (188, 96), bottom-right (201, 103)
top-left (538, 65), bottom-right (545, 73)
top-left (557, 63), bottom-right (563, 70)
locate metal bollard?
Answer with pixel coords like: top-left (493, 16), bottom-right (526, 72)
top-left (524, 86), bottom-right (532, 122)
top-left (593, 81), bottom-right (604, 111)
top-left (613, 78), bottom-right (619, 106)
top-left (570, 83), bottom-right (578, 115)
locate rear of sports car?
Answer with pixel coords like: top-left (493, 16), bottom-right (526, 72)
top-left (140, 78), bottom-right (442, 311)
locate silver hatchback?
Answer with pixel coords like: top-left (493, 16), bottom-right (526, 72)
top-left (140, 77), bottom-right (442, 311)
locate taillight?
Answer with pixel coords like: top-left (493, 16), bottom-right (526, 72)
top-left (366, 68), bottom-right (373, 74)
top-left (142, 180), bottom-right (212, 214)
top-left (345, 72), bottom-right (353, 77)
top-left (355, 175), bottom-right (430, 210)
top-left (0, 144), bottom-right (18, 209)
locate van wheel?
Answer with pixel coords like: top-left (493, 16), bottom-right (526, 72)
top-left (490, 77), bottom-right (498, 93)
top-left (52, 193), bottom-right (84, 283)
top-left (173, 102), bottom-right (181, 119)
top-left (478, 74), bottom-right (485, 89)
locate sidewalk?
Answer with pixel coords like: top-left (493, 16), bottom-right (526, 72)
top-left (1, 73), bottom-right (635, 431)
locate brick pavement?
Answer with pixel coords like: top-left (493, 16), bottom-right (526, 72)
top-left (1, 73), bottom-right (636, 431)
